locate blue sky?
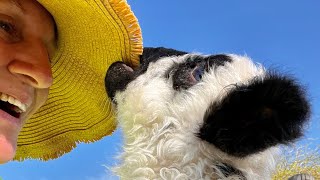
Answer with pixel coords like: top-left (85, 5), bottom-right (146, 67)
top-left (1, 0), bottom-right (319, 179)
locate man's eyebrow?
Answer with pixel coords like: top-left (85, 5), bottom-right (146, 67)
top-left (9, 0), bottom-right (25, 13)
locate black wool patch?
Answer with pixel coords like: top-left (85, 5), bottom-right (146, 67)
top-left (198, 73), bottom-right (310, 157)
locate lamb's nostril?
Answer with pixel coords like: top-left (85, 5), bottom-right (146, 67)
top-left (105, 62), bottom-right (135, 100)
top-left (121, 63), bottom-right (134, 72)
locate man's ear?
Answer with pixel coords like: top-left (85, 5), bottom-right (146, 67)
top-left (140, 47), bottom-right (187, 65)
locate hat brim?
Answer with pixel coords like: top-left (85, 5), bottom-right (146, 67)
top-left (14, 0), bottom-right (142, 161)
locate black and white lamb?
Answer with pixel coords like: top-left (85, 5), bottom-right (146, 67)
top-left (105, 47), bottom-right (310, 180)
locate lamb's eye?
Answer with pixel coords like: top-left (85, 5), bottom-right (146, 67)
top-left (192, 66), bottom-right (205, 81)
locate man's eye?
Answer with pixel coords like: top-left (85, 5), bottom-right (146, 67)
top-left (0, 19), bottom-right (20, 42)
top-left (0, 21), bottom-right (15, 33)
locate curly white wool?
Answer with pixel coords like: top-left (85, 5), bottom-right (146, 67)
top-left (112, 54), bottom-right (279, 180)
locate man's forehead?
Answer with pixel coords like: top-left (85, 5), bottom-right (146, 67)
top-left (0, 0), bottom-right (26, 14)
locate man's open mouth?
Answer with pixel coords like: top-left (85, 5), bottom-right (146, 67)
top-left (0, 93), bottom-right (27, 118)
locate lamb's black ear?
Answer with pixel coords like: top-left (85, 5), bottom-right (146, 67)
top-left (141, 47), bottom-right (187, 65)
top-left (105, 62), bottom-right (135, 101)
top-left (198, 74), bottom-right (310, 157)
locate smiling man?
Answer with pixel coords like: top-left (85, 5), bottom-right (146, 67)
top-left (0, 0), bottom-right (142, 163)
top-left (0, 0), bottom-right (55, 163)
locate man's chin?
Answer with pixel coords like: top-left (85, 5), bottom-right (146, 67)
top-left (0, 134), bottom-right (16, 164)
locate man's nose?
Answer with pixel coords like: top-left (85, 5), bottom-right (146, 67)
top-left (7, 39), bottom-right (53, 89)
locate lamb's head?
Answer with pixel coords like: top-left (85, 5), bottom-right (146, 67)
top-left (105, 47), bottom-right (310, 179)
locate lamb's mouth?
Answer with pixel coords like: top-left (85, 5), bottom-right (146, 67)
top-left (0, 92), bottom-right (27, 118)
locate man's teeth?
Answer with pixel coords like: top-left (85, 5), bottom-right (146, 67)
top-left (0, 93), bottom-right (27, 112)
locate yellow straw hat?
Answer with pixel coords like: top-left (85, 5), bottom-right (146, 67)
top-left (14, 0), bottom-right (142, 161)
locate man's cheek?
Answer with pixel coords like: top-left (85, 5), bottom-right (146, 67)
top-left (0, 132), bottom-right (18, 164)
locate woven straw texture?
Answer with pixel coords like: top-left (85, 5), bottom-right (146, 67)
top-left (15, 0), bottom-right (142, 161)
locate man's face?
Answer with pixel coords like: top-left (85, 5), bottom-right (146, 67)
top-left (0, 0), bottom-right (56, 163)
